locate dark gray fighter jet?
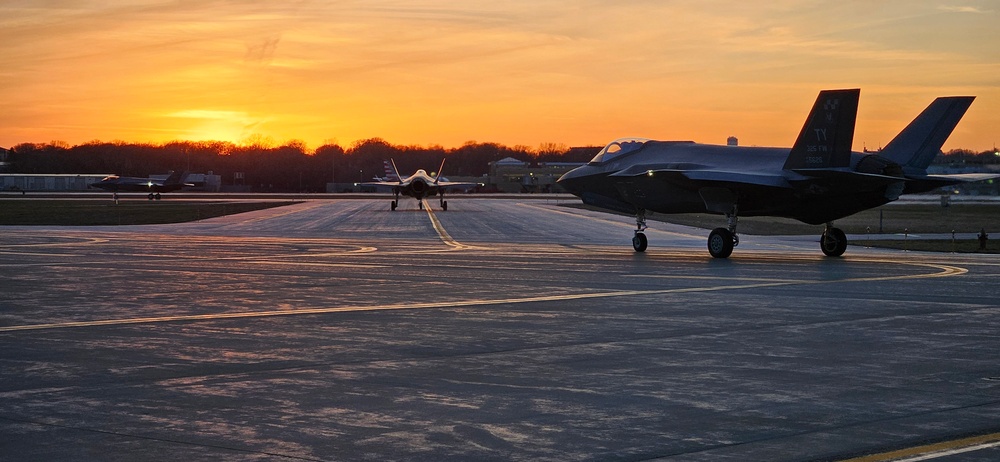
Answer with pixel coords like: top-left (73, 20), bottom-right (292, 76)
top-left (90, 170), bottom-right (192, 200)
top-left (557, 89), bottom-right (993, 258)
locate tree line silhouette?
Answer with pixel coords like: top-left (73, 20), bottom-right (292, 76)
top-left (4, 139), bottom-right (600, 192)
top-left (5, 138), bottom-right (995, 193)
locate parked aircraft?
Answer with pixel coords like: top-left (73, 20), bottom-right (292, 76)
top-left (363, 159), bottom-right (477, 211)
top-left (557, 89), bottom-right (994, 258)
top-left (371, 160), bottom-right (401, 182)
top-left (90, 170), bottom-right (192, 200)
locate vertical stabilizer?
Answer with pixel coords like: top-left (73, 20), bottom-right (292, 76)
top-left (164, 170), bottom-right (187, 184)
top-left (389, 159), bottom-right (403, 184)
top-left (434, 158), bottom-right (447, 185)
top-left (783, 89), bottom-right (860, 170)
top-left (879, 96), bottom-right (975, 172)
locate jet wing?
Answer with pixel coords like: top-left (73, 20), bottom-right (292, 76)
top-left (611, 166), bottom-right (790, 189)
top-left (790, 168), bottom-right (907, 186)
top-left (359, 180), bottom-right (405, 195)
top-left (360, 180), bottom-right (405, 187)
top-left (432, 181), bottom-right (479, 189)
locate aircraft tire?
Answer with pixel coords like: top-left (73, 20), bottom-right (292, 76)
top-left (442, 201), bottom-right (448, 211)
top-left (147, 193), bottom-right (154, 200)
top-left (708, 228), bottom-right (734, 258)
top-left (154, 193), bottom-right (161, 200)
top-left (821, 227), bottom-right (848, 257)
top-left (391, 200), bottom-right (397, 211)
top-left (632, 232), bottom-right (648, 252)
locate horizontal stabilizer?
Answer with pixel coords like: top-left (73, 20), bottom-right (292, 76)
top-left (902, 172), bottom-right (1000, 194)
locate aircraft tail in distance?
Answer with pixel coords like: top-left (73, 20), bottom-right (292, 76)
top-left (783, 88), bottom-right (860, 171)
top-left (879, 96), bottom-right (975, 173)
top-left (383, 160), bottom-right (401, 182)
top-left (164, 170), bottom-right (188, 185)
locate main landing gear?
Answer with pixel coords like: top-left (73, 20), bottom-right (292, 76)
top-left (627, 205), bottom-right (847, 258)
top-left (147, 193), bottom-right (161, 200)
top-left (390, 195), bottom-right (448, 211)
top-left (820, 223), bottom-right (848, 257)
top-left (707, 207), bottom-right (739, 259)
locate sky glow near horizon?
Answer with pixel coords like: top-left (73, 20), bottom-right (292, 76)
top-left (1, 1), bottom-right (998, 152)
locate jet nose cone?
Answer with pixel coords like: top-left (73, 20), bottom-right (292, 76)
top-left (557, 167), bottom-right (586, 195)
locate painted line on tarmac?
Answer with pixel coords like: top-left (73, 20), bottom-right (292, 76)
top-left (839, 432), bottom-right (1000, 461)
top-left (0, 236), bottom-right (110, 248)
top-left (424, 200), bottom-right (484, 250)
top-left (518, 202), bottom-right (706, 239)
top-left (231, 201), bottom-right (328, 224)
top-left (0, 262), bottom-right (965, 333)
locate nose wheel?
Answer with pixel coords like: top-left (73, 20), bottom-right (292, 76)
top-left (632, 232), bottom-right (648, 252)
top-left (632, 209), bottom-right (649, 252)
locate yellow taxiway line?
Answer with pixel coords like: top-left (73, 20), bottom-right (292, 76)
top-left (0, 261), bottom-right (966, 333)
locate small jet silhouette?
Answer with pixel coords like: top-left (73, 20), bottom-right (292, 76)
top-left (90, 170), bottom-right (192, 200)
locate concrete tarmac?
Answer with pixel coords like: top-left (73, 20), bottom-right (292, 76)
top-left (1, 198), bottom-right (999, 461)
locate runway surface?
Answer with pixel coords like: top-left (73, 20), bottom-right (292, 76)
top-left (1, 197), bottom-right (999, 461)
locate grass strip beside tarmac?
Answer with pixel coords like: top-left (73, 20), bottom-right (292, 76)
top-left (0, 200), bottom-right (299, 225)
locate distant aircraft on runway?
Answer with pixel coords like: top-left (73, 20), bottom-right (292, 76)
top-left (363, 159), bottom-right (477, 211)
top-left (557, 89), bottom-right (997, 258)
top-left (90, 170), bottom-right (193, 200)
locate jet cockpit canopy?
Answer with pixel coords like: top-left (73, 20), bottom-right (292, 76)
top-left (589, 138), bottom-right (650, 164)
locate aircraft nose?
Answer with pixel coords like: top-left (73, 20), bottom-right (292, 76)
top-left (556, 167), bottom-right (586, 195)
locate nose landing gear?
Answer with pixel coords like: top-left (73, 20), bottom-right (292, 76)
top-left (632, 209), bottom-right (648, 252)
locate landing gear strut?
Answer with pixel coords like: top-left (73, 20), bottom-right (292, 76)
top-left (632, 209), bottom-right (648, 252)
top-left (820, 223), bottom-right (847, 257)
top-left (439, 193), bottom-right (448, 211)
top-left (707, 206), bottom-right (739, 259)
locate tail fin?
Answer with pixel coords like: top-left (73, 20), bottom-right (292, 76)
top-left (783, 89), bottom-right (860, 171)
top-left (164, 170), bottom-right (187, 184)
top-left (879, 96), bottom-right (975, 172)
top-left (388, 159), bottom-right (403, 184)
top-left (434, 158), bottom-right (446, 185)
top-left (383, 160), bottom-right (400, 182)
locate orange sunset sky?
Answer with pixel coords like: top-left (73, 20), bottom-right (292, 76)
top-left (1, 1), bottom-right (998, 152)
